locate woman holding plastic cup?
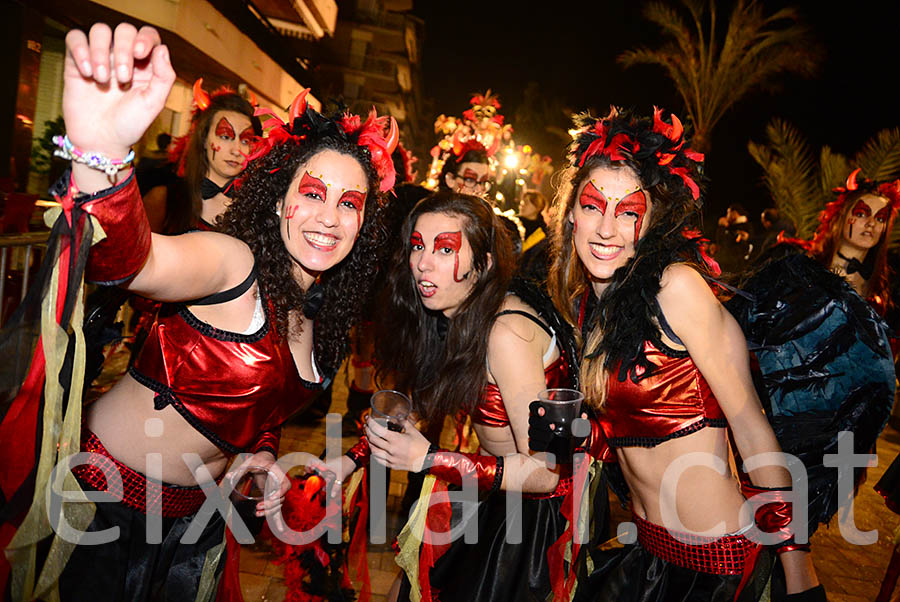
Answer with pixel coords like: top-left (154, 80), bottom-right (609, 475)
top-left (313, 190), bottom-right (604, 601)
top-left (537, 107), bottom-right (822, 601)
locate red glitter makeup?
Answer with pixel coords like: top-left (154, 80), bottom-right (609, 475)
top-left (615, 189), bottom-right (648, 244)
top-left (298, 172), bottom-right (327, 198)
top-left (214, 117), bottom-right (235, 139)
top-left (434, 231), bottom-right (465, 281)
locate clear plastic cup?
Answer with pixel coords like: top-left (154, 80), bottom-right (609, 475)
top-left (228, 465), bottom-right (272, 538)
top-left (370, 389), bottom-right (412, 432)
top-left (537, 388), bottom-right (584, 435)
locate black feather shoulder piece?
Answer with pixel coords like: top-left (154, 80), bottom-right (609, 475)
top-left (508, 277), bottom-right (581, 390)
top-left (585, 220), bottom-right (712, 383)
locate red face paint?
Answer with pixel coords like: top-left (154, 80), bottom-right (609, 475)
top-left (851, 199), bottom-right (873, 219)
top-left (460, 168), bottom-right (490, 184)
top-left (209, 142), bottom-right (222, 159)
top-left (282, 204), bottom-right (299, 239)
top-left (238, 126), bottom-right (257, 145)
top-left (214, 117), bottom-right (236, 139)
top-left (579, 181), bottom-right (608, 213)
top-left (875, 206), bottom-right (891, 223)
top-left (339, 190), bottom-right (365, 231)
top-left (434, 231), bottom-right (466, 281)
top-left (410, 231), bottom-right (424, 248)
top-left (614, 189), bottom-right (648, 244)
top-left (298, 172), bottom-right (327, 199)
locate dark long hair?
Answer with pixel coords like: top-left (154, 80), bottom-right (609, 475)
top-left (220, 135), bottom-right (387, 378)
top-left (183, 94), bottom-right (260, 214)
top-left (375, 191), bottom-right (515, 422)
top-left (549, 147), bottom-right (707, 409)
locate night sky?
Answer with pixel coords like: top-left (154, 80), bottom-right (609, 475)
top-left (411, 0), bottom-right (900, 228)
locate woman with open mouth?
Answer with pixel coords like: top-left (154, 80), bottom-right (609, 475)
top-left (314, 190), bottom-right (606, 601)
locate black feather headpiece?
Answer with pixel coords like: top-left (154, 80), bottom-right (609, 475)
top-left (569, 107), bottom-right (704, 200)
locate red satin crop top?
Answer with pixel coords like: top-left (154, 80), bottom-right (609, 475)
top-left (472, 354), bottom-right (574, 428)
top-left (597, 340), bottom-right (727, 448)
top-left (129, 301), bottom-right (325, 455)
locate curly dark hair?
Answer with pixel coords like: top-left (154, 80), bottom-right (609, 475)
top-left (219, 134), bottom-right (388, 378)
top-left (375, 190), bottom-right (515, 423)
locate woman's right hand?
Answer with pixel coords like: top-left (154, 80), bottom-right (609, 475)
top-left (306, 455), bottom-right (357, 499)
top-left (64, 23), bottom-right (175, 164)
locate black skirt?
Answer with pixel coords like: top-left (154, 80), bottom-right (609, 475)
top-left (576, 542), bottom-right (774, 602)
top-left (398, 483), bottom-right (609, 602)
top-left (57, 493), bottom-right (226, 601)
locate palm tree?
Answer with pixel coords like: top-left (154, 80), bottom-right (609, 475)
top-left (618, 0), bottom-right (821, 153)
top-left (748, 119), bottom-right (900, 244)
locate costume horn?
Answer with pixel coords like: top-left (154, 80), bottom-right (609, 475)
top-left (385, 117), bottom-right (400, 154)
top-left (846, 167), bottom-right (861, 191)
top-left (288, 89), bottom-right (310, 124)
top-left (193, 79), bottom-right (211, 111)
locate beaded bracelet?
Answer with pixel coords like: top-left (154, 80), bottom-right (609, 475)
top-left (52, 134), bottom-right (135, 176)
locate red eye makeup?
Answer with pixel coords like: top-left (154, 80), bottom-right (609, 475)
top-left (214, 117), bottom-right (235, 139)
top-left (434, 231), bottom-right (466, 281)
top-left (614, 189), bottom-right (648, 244)
top-left (579, 181), bottom-right (607, 213)
top-left (298, 172), bottom-right (327, 198)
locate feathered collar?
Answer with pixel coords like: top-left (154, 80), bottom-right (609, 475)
top-left (585, 221), bottom-right (714, 383)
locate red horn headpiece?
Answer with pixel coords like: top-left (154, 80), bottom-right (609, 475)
top-left (288, 89), bottom-right (310, 124)
top-left (192, 78), bottom-right (211, 111)
top-left (846, 167), bottom-right (861, 191)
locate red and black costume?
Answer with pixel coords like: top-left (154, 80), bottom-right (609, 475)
top-left (582, 321), bottom-right (774, 601)
top-left (56, 172), bottom-right (330, 601)
top-left (372, 280), bottom-right (607, 602)
top-left (541, 106), bottom-right (827, 602)
top-left (572, 287), bottom-right (788, 602)
top-left (2, 80), bottom-right (399, 600)
top-left (596, 336), bottom-right (726, 449)
top-left (127, 284), bottom-right (324, 458)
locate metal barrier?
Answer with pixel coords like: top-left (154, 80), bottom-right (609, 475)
top-left (0, 231), bottom-right (51, 325)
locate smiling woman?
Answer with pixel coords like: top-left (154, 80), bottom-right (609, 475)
top-left (0, 22), bottom-right (399, 602)
top-left (542, 106), bottom-right (825, 601)
top-left (568, 166), bottom-right (650, 283)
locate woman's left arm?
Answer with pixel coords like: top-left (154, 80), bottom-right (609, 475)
top-left (365, 313), bottom-right (561, 494)
top-left (656, 264), bottom-right (790, 488)
top-left (486, 312), bottom-right (562, 492)
top-left (658, 264), bottom-right (820, 597)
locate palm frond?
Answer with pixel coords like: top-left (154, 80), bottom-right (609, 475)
top-left (640, 2), bottom-right (695, 56)
top-left (819, 146), bottom-right (851, 195)
top-left (747, 118), bottom-right (821, 238)
top-left (855, 128), bottom-right (900, 182)
top-left (620, 0), bottom-right (822, 154)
